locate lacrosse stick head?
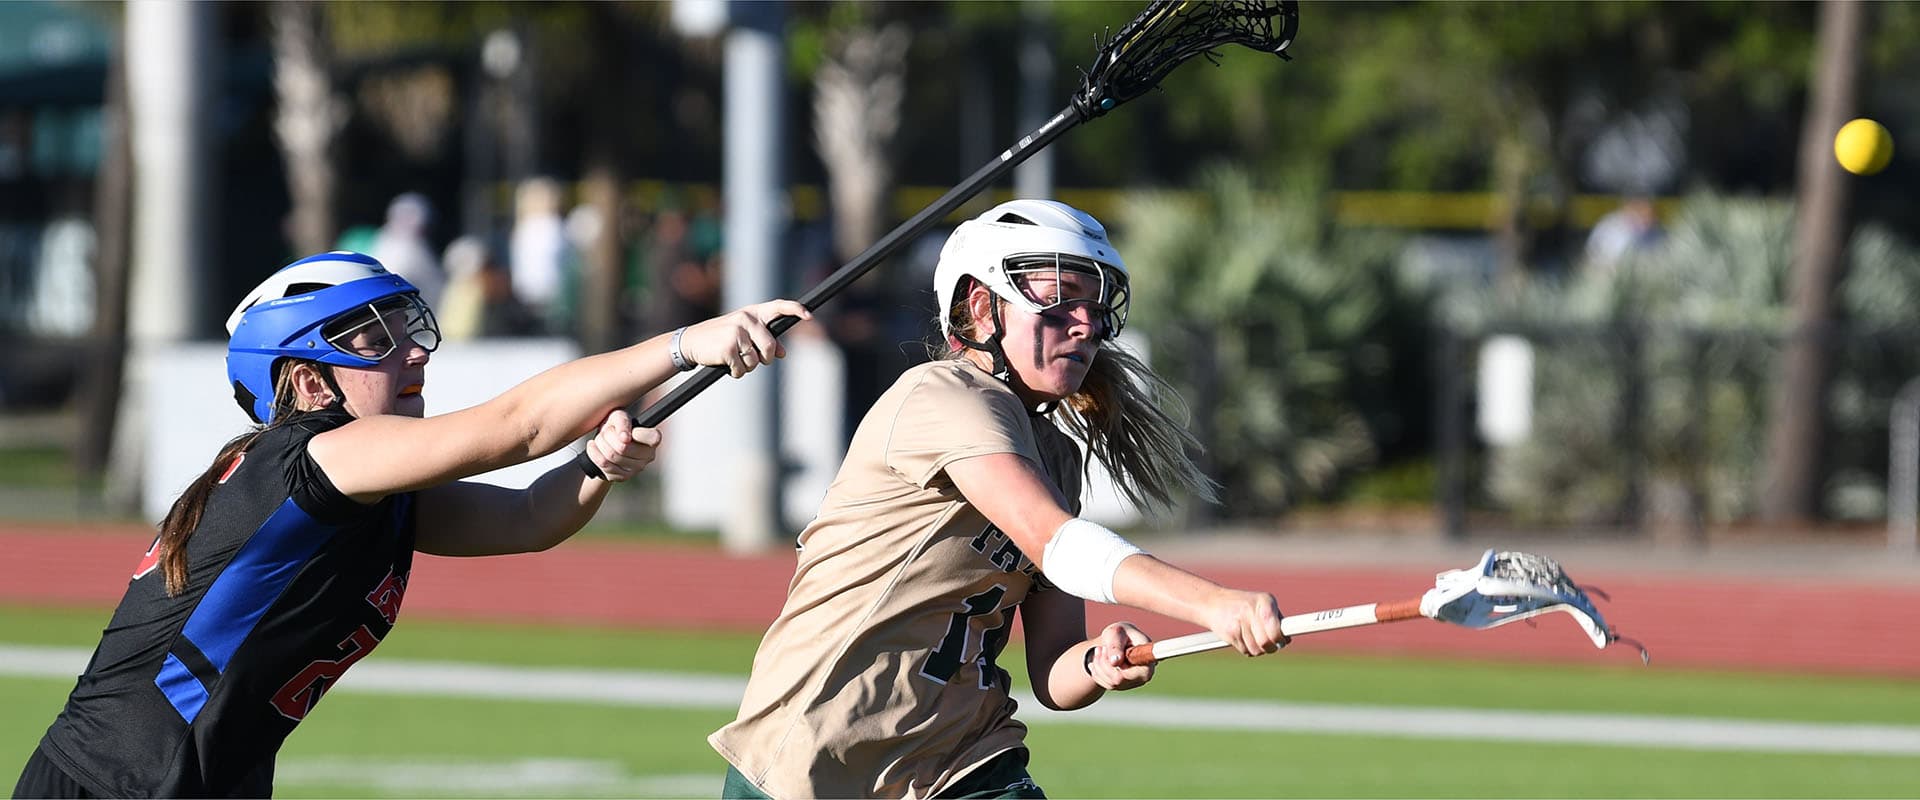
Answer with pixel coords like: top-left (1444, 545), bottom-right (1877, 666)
top-left (1073, 0), bottom-right (1300, 120)
top-left (1419, 550), bottom-right (1641, 659)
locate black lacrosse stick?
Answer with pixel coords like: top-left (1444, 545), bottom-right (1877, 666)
top-left (578, 0), bottom-right (1301, 478)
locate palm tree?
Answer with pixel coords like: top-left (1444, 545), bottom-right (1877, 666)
top-left (1119, 166), bottom-right (1403, 519)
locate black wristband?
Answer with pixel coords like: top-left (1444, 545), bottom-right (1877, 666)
top-left (1082, 646), bottom-right (1098, 676)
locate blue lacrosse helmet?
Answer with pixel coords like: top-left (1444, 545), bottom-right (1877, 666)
top-left (225, 251), bottom-right (435, 424)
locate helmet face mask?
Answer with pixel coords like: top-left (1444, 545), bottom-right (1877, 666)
top-left (1003, 253), bottom-right (1129, 339)
top-left (320, 294), bottom-right (441, 362)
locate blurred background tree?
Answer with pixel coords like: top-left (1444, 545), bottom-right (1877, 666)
top-left (1119, 165), bottom-right (1411, 520)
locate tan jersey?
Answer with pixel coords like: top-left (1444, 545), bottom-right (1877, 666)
top-left (710, 359), bottom-right (1084, 799)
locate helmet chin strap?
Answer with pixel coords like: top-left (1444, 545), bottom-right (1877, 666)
top-left (953, 301), bottom-right (1014, 383)
top-left (954, 302), bottom-right (1056, 417)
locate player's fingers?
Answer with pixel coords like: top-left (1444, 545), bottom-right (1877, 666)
top-left (591, 419), bottom-right (659, 481)
top-left (1240, 618), bottom-right (1261, 656)
top-left (736, 335), bottom-right (765, 370)
top-left (595, 417), bottom-right (630, 453)
top-left (1096, 626), bottom-right (1129, 670)
top-left (604, 440), bottom-right (651, 472)
top-left (752, 301), bottom-right (809, 358)
top-left (1269, 614), bottom-right (1290, 651)
top-left (1101, 623), bottom-right (1149, 663)
top-left (744, 328), bottom-right (780, 362)
top-left (584, 438), bottom-right (630, 482)
top-left (1114, 659), bottom-right (1154, 687)
top-left (1263, 598), bottom-right (1288, 651)
top-left (621, 428), bottom-right (660, 471)
top-left (1109, 624), bottom-right (1156, 686)
top-left (754, 299), bottom-right (811, 325)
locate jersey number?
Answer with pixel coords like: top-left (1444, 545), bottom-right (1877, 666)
top-left (271, 626), bottom-right (379, 721)
top-left (920, 585), bottom-right (1010, 689)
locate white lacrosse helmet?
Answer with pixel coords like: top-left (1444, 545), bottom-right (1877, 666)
top-left (934, 199), bottom-right (1130, 341)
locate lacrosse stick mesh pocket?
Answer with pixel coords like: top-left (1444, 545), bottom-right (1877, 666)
top-left (1074, 0), bottom-right (1299, 119)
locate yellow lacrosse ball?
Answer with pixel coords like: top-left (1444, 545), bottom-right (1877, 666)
top-left (1834, 118), bottom-right (1893, 175)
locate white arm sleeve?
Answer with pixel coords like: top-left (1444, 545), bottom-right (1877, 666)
top-left (1041, 518), bottom-right (1147, 605)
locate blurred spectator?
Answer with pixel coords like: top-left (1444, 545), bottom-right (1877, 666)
top-left (794, 218), bottom-right (926, 441)
top-left (509, 177), bottom-right (573, 332)
top-left (558, 203), bottom-right (606, 337)
top-left (438, 235), bottom-right (539, 340)
top-left (639, 206), bottom-right (720, 337)
top-left (617, 203), bottom-right (653, 339)
top-left (688, 205), bottom-right (725, 265)
top-left (369, 192), bottom-right (445, 307)
top-left (437, 236), bottom-right (490, 341)
top-left (1584, 196), bottom-right (1664, 270)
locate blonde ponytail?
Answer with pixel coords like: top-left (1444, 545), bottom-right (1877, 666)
top-left (1056, 342), bottom-right (1217, 513)
top-left (939, 290), bottom-right (1215, 513)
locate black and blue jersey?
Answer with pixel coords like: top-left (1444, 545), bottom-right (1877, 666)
top-left (32, 409), bottom-right (415, 798)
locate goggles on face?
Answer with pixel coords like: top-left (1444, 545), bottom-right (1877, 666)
top-left (321, 294), bottom-right (441, 362)
top-left (1004, 253), bottom-right (1130, 338)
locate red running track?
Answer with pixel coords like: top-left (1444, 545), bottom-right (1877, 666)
top-left (5, 523), bottom-right (1918, 678)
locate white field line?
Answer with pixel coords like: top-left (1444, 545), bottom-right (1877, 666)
top-left (270, 757), bottom-right (717, 797)
top-left (6, 644), bottom-right (1920, 757)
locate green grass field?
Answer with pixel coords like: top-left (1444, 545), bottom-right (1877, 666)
top-left (5, 603), bottom-right (1918, 798)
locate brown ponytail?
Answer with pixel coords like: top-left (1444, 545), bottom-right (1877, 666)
top-left (155, 362), bottom-right (310, 596)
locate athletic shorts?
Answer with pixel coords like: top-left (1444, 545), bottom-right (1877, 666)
top-left (720, 749), bottom-right (1045, 799)
top-left (12, 744), bottom-right (93, 800)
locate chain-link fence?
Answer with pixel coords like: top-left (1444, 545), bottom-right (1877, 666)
top-left (1433, 321), bottom-right (1920, 546)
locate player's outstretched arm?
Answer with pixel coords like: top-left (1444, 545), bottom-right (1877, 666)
top-left (311, 300), bottom-right (809, 504)
top-left (414, 409), bottom-right (661, 556)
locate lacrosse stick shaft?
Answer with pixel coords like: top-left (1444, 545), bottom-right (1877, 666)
top-left (641, 104), bottom-right (1079, 431)
top-left (572, 106), bottom-right (1084, 475)
top-left (1121, 597), bottom-right (1424, 666)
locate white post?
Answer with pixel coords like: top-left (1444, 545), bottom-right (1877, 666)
top-left (125, 0), bottom-right (216, 341)
top-left (111, 0), bottom-right (217, 512)
top-left (720, 0), bottom-right (787, 553)
top-left (1888, 377), bottom-right (1920, 556)
top-left (1013, 0), bottom-right (1055, 200)
top-left (1476, 335), bottom-right (1535, 447)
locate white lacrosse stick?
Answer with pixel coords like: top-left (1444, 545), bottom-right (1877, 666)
top-left (1123, 549), bottom-right (1648, 666)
